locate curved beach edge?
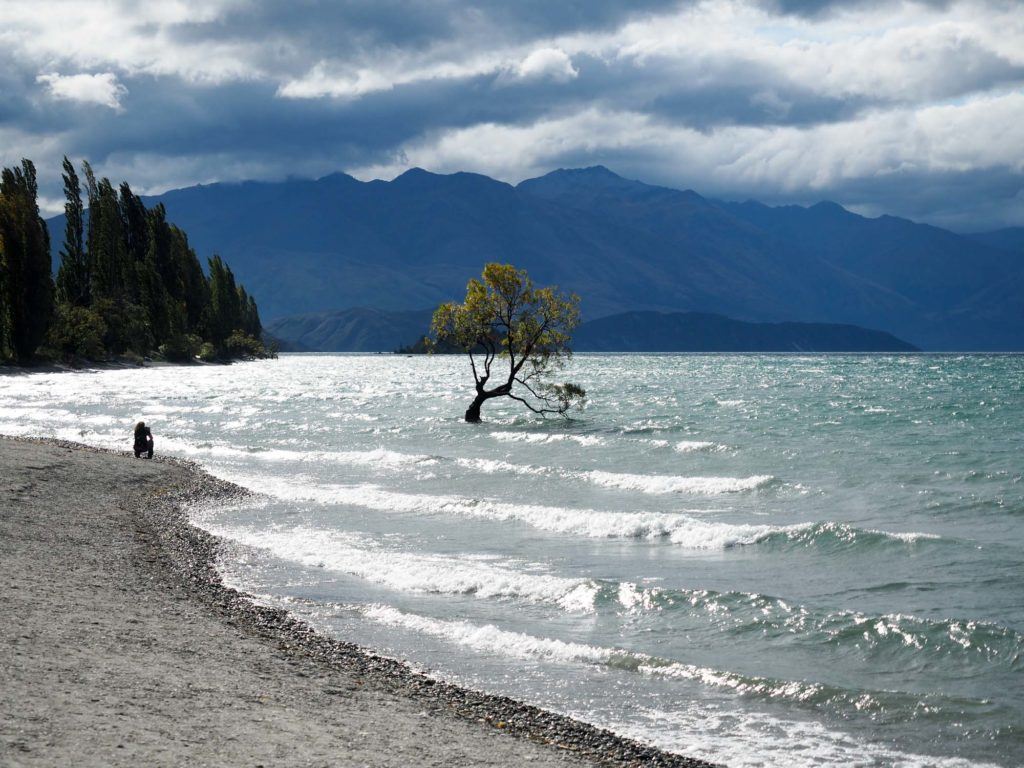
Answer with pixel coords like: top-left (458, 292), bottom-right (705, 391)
top-left (1, 435), bottom-right (719, 768)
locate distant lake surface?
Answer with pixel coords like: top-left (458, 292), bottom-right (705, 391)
top-left (3, 353), bottom-right (1022, 767)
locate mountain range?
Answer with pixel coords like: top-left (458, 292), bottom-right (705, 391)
top-left (270, 307), bottom-right (917, 353)
top-left (47, 166), bottom-right (1024, 350)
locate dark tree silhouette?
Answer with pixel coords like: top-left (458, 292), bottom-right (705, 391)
top-left (2, 156), bottom-right (270, 365)
top-left (0, 160), bottom-right (53, 363)
top-left (55, 156), bottom-right (89, 307)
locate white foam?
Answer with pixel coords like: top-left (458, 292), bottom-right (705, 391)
top-left (218, 475), bottom-right (795, 550)
top-left (205, 524), bottom-right (597, 611)
top-left (358, 605), bottom-right (1000, 768)
top-left (454, 457), bottom-right (549, 475)
top-left (666, 519), bottom-right (785, 548)
top-left (364, 604), bottom-right (616, 664)
top-left (644, 439), bottom-right (671, 448)
top-left (158, 436), bottom-right (763, 503)
top-left (619, 705), bottom-right (998, 768)
top-left (356, 604), bottom-right (999, 768)
top-left (490, 432), bottom-right (606, 447)
top-left (155, 440), bottom-right (438, 470)
top-left (617, 581), bottom-right (664, 611)
top-left (0, 423), bottom-right (39, 436)
top-left (881, 529), bottom-right (941, 543)
top-left (361, 605), bottom-right (837, 705)
top-left (455, 455), bottom-right (773, 496)
top-left (674, 440), bottom-right (721, 453)
top-left (0, 423), bottom-right (125, 450)
top-left (583, 470), bottom-right (774, 495)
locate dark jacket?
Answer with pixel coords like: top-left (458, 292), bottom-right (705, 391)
top-left (134, 426), bottom-right (152, 449)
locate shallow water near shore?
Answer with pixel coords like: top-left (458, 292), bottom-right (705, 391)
top-left (2, 353), bottom-right (1022, 766)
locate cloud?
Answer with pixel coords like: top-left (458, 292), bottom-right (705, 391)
top-left (350, 89), bottom-right (1024, 227)
top-left (0, 0), bottom-right (1021, 228)
top-left (0, 0), bottom-right (264, 84)
top-left (0, 0), bottom-right (666, 90)
top-left (37, 72), bottom-right (127, 110)
top-left (570, 0), bottom-right (1024, 105)
top-left (277, 56), bottom-right (502, 100)
top-left (515, 48), bottom-right (579, 82)
top-left (278, 46), bottom-right (579, 100)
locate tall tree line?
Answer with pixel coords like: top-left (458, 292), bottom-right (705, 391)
top-left (0, 157), bottom-right (270, 365)
top-left (0, 160), bottom-right (53, 363)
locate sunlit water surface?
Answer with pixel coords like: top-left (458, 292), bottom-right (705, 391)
top-left (3, 354), bottom-right (1022, 767)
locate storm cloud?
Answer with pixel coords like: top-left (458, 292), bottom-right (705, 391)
top-left (1, 0), bottom-right (1021, 229)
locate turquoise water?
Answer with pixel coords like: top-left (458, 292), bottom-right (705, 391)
top-left (2, 354), bottom-right (1021, 766)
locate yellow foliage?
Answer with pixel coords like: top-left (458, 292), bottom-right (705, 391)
top-left (432, 263), bottom-right (585, 421)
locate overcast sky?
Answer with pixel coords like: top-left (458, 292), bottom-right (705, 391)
top-left (2, 0), bottom-right (1022, 230)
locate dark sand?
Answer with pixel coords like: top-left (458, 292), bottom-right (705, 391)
top-left (0, 437), bottom-right (716, 767)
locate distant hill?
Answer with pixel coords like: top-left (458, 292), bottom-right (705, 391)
top-left (964, 227), bottom-right (1024, 255)
top-left (48, 166), bottom-right (1024, 350)
top-left (267, 307), bottom-right (433, 352)
top-left (572, 312), bottom-right (918, 352)
top-left (267, 307), bottom-right (918, 353)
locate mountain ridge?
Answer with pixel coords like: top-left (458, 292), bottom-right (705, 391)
top-left (265, 307), bottom-right (919, 353)
top-left (46, 166), bottom-right (1024, 350)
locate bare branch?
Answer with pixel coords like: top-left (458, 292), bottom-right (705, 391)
top-left (513, 376), bottom-right (555, 405)
top-left (507, 393), bottom-right (565, 417)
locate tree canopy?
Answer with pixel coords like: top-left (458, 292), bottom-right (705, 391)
top-left (0, 160), bottom-right (53, 364)
top-left (432, 263), bottom-right (585, 422)
top-left (0, 156), bottom-right (272, 365)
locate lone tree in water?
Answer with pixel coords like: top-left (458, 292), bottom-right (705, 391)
top-left (432, 263), bottom-right (586, 423)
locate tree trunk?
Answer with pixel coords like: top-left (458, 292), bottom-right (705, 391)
top-left (465, 392), bottom-right (486, 423)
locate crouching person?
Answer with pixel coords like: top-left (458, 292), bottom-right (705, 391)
top-left (133, 421), bottom-right (154, 459)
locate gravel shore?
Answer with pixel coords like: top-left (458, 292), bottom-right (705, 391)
top-left (0, 436), bottom-right (718, 768)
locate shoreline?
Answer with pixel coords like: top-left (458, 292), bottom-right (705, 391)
top-left (0, 359), bottom-right (232, 375)
top-left (1, 435), bottom-right (717, 767)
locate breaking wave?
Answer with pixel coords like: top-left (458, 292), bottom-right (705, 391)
top-left (674, 440), bottom-right (725, 453)
top-left (609, 583), bottom-right (1023, 667)
top-left (208, 523), bottom-right (599, 612)
top-left (159, 441), bottom-right (441, 470)
top-left (454, 455), bottom-right (774, 495)
top-left (216, 476), bottom-right (945, 556)
top-left (755, 521), bottom-right (943, 553)
top-left (490, 431), bottom-right (606, 447)
top-left (582, 470), bottom-right (775, 495)
top-left (360, 605), bottom-right (1002, 721)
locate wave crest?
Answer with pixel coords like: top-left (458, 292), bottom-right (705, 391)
top-left (211, 524), bottom-right (599, 611)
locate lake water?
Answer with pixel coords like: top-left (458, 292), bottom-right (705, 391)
top-left (2, 353), bottom-right (1022, 767)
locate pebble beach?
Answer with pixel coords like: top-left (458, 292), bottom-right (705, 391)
top-left (0, 436), bottom-right (715, 768)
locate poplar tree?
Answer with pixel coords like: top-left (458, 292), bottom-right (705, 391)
top-left (6, 155), bottom-right (268, 365)
top-left (172, 226), bottom-right (209, 337)
top-left (236, 286), bottom-right (263, 338)
top-left (81, 160), bottom-right (99, 277)
top-left (0, 187), bottom-right (9, 359)
top-left (207, 255), bottom-right (241, 347)
top-left (142, 204), bottom-right (178, 345)
top-left (89, 177), bottom-right (127, 304)
top-left (0, 160), bottom-right (53, 363)
top-left (55, 157), bottom-right (90, 306)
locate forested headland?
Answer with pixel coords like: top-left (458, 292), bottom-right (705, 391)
top-left (0, 157), bottom-right (272, 366)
